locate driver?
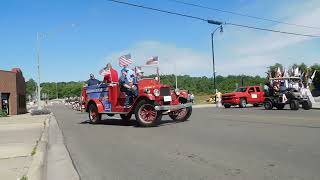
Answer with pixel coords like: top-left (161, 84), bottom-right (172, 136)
top-left (133, 67), bottom-right (144, 85)
top-left (119, 69), bottom-right (138, 108)
top-left (86, 74), bottom-right (101, 86)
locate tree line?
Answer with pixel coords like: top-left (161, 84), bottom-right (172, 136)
top-left (26, 63), bottom-right (320, 100)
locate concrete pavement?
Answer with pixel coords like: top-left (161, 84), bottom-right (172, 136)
top-left (52, 104), bottom-right (320, 180)
top-left (0, 113), bottom-right (48, 180)
top-left (313, 102), bottom-right (320, 109)
top-left (46, 114), bottom-right (79, 180)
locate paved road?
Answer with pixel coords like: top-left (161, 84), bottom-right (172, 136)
top-left (51, 105), bottom-right (320, 180)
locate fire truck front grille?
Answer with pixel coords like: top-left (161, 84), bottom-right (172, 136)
top-left (160, 87), bottom-right (170, 96)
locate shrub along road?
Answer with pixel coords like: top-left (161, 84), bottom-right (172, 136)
top-left (51, 104), bottom-right (320, 180)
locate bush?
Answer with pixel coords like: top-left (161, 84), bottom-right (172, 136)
top-left (31, 109), bottom-right (51, 115)
top-left (0, 110), bottom-right (7, 117)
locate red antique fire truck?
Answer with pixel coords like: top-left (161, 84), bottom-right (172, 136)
top-left (81, 66), bottom-right (192, 127)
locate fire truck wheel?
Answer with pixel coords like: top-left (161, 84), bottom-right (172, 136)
top-left (120, 114), bottom-right (132, 121)
top-left (88, 104), bottom-right (101, 124)
top-left (169, 106), bottom-right (192, 121)
top-left (135, 100), bottom-right (162, 127)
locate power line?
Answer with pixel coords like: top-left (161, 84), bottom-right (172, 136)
top-left (169, 0), bottom-right (320, 30)
top-left (106, 0), bottom-right (206, 21)
top-left (226, 23), bottom-right (318, 37)
top-left (105, 0), bottom-right (320, 38)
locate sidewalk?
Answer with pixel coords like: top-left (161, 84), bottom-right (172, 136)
top-left (193, 103), bottom-right (320, 110)
top-left (0, 113), bottom-right (48, 180)
top-left (313, 102), bottom-right (320, 109)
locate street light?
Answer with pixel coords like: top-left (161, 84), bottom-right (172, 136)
top-left (211, 25), bottom-right (223, 94)
top-left (35, 23), bottom-right (76, 109)
top-left (36, 32), bottom-right (44, 109)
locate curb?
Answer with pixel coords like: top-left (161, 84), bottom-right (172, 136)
top-left (193, 104), bottom-right (216, 109)
top-left (46, 113), bottom-right (80, 180)
top-left (26, 115), bottom-right (50, 180)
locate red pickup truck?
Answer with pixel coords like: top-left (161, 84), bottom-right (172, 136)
top-left (222, 86), bottom-right (265, 108)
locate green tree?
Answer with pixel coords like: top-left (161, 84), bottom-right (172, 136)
top-left (26, 79), bottom-right (37, 98)
top-left (298, 63), bottom-right (308, 74)
top-left (268, 63), bottom-right (283, 77)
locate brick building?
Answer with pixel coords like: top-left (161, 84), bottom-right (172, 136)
top-left (0, 68), bottom-right (27, 115)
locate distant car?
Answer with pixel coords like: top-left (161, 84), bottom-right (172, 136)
top-left (222, 86), bottom-right (265, 108)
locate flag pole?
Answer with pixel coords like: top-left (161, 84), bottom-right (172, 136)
top-left (175, 61), bottom-right (177, 89)
top-left (157, 57), bottom-right (160, 82)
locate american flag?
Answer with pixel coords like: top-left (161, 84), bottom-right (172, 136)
top-left (146, 56), bottom-right (159, 65)
top-left (119, 54), bottom-right (133, 67)
top-left (99, 67), bottom-right (110, 76)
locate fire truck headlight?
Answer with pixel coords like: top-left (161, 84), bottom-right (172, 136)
top-left (144, 88), bottom-right (151, 94)
top-left (175, 88), bottom-right (180, 95)
top-left (153, 89), bottom-right (160, 96)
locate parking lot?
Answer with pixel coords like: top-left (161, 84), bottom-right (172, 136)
top-left (52, 105), bottom-right (320, 180)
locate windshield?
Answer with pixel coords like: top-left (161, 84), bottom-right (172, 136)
top-left (235, 87), bottom-right (247, 92)
top-left (135, 66), bottom-right (159, 79)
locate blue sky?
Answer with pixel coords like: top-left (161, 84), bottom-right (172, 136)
top-left (0, 0), bottom-right (319, 82)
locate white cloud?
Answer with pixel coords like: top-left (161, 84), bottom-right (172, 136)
top-left (104, 41), bottom-right (300, 77)
top-left (104, 41), bottom-right (213, 76)
top-left (236, 6), bottom-right (320, 55)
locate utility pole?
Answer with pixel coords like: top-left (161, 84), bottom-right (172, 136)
top-left (175, 75), bottom-right (178, 89)
top-left (56, 82), bottom-right (58, 99)
top-left (35, 23), bottom-right (75, 106)
top-left (210, 25), bottom-right (223, 94)
top-left (174, 62), bottom-right (178, 89)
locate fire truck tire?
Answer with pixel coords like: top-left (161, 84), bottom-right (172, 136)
top-left (88, 104), bottom-right (101, 124)
top-left (135, 100), bottom-right (162, 127)
top-left (169, 106), bottom-right (192, 121)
